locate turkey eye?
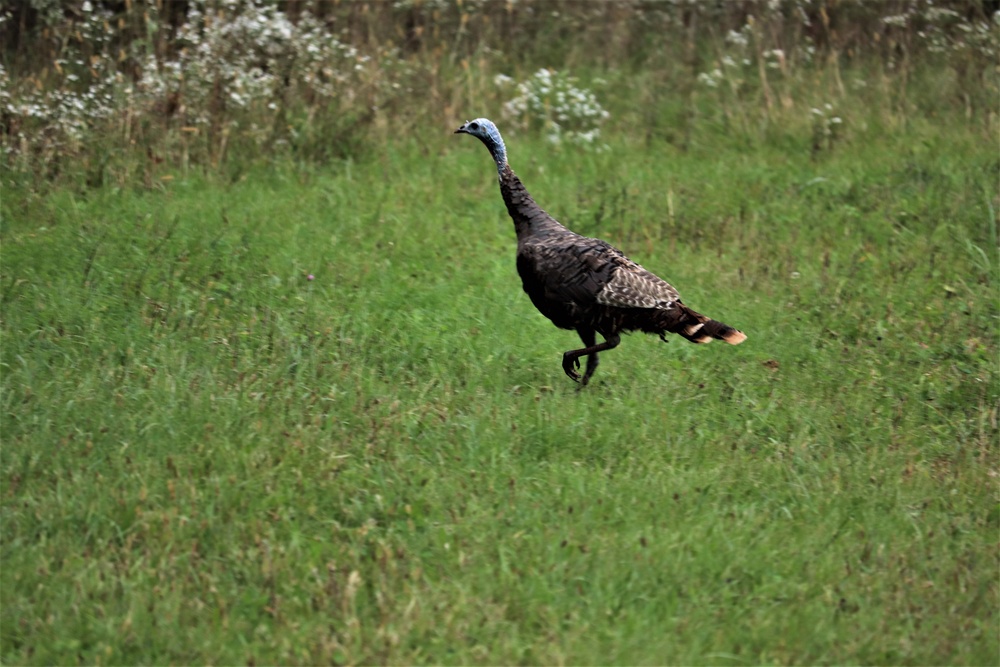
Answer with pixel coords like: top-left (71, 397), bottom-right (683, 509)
top-left (469, 122), bottom-right (479, 130)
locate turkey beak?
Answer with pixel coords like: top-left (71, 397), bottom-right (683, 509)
top-left (455, 123), bottom-right (468, 134)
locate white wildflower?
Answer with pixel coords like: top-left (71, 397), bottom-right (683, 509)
top-left (501, 68), bottom-right (609, 151)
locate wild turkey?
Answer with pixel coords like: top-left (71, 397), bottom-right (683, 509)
top-left (455, 118), bottom-right (746, 385)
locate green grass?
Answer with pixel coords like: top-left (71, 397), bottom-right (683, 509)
top-left (2, 112), bottom-right (997, 664)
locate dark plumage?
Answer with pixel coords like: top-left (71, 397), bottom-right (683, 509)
top-left (456, 118), bottom-right (746, 385)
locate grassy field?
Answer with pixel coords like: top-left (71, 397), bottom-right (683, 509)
top-left (2, 72), bottom-right (999, 665)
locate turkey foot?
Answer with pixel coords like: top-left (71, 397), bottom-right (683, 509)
top-left (562, 352), bottom-right (582, 383)
top-left (562, 332), bottom-right (620, 386)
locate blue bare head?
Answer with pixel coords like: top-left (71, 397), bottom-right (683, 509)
top-left (455, 118), bottom-right (507, 174)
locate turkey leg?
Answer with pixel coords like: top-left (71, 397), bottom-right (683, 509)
top-left (563, 330), bottom-right (620, 385)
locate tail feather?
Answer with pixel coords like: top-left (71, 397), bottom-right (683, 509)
top-left (637, 303), bottom-right (747, 345)
top-left (693, 318), bottom-right (747, 345)
top-left (672, 305), bottom-right (746, 345)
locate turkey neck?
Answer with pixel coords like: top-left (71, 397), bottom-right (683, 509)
top-left (499, 164), bottom-right (568, 242)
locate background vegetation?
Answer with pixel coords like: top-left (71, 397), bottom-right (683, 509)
top-left (2, 1), bottom-right (998, 664)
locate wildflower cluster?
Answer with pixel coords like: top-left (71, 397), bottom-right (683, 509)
top-left (1, 0), bottom-right (401, 174)
top-left (0, 1), bottom-right (120, 151)
top-left (810, 103), bottom-right (844, 156)
top-left (697, 29), bottom-right (751, 90)
top-left (881, 3), bottom-right (998, 60)
top-left (150, 2), bottom-right (371, 124)
top-left (498, 69), bottom-right (610, 148)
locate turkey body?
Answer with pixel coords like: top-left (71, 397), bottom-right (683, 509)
top-left (457, 118), bottom-right (746, 385)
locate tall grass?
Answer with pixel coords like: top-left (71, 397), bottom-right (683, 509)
top-left (2, 1), bottom-right (998, 664)
top-left (1, 1), bottom-right (996, 183)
